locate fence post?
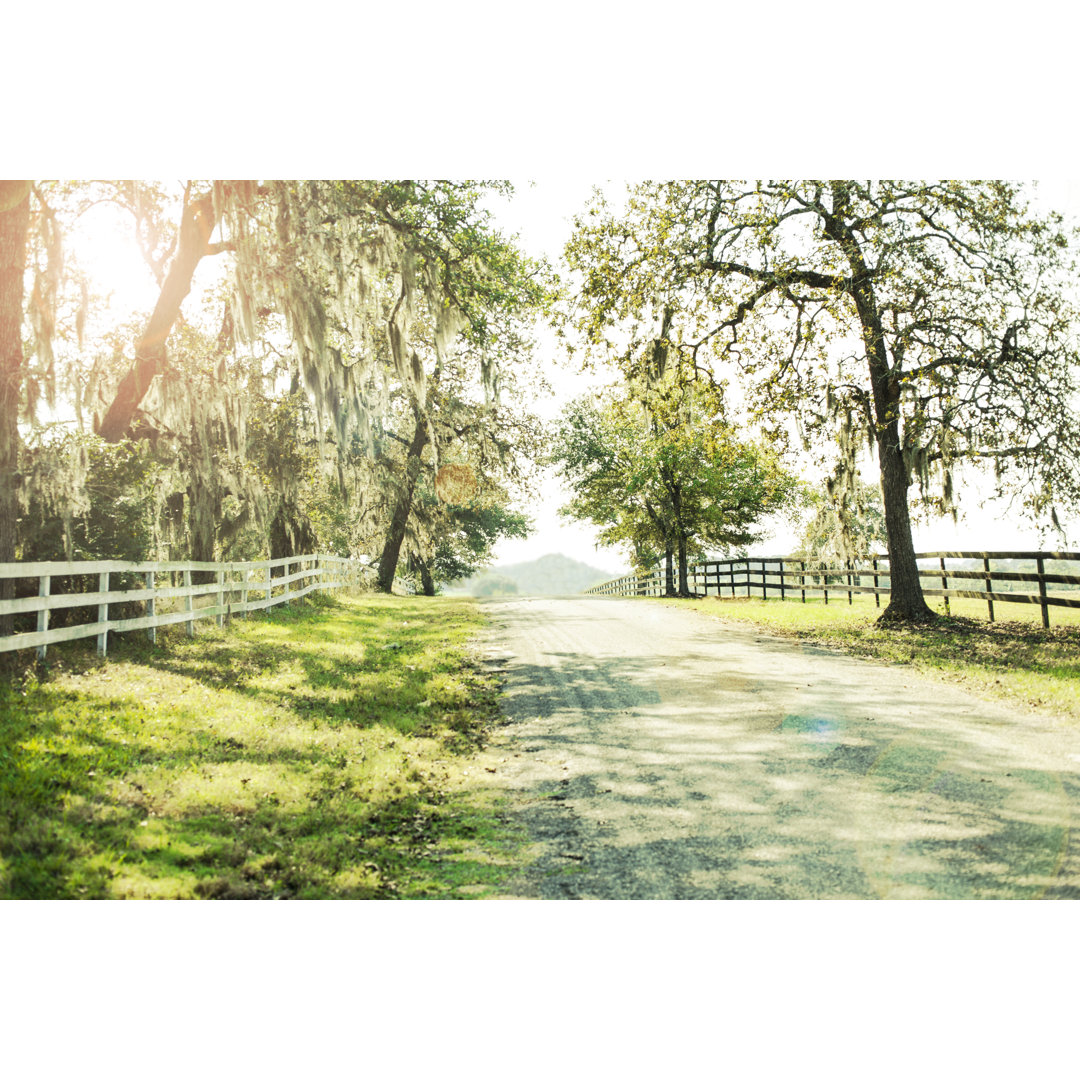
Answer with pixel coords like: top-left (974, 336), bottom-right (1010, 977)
top-left (800, 560), bottom-right (806, 604)
top-left (847, 561), bottom-right (854, 605)
top-left (97, 572), bottom-right (110, 657)
top-left (984, 555), bottom-right (994, 623)
top-left (729, 561), bottom-right (735, 598)
top-left (1037, 556), bottom-right (1049, 629)
top-left (873, 557), bottom-right (880, 608)
top-left (241, 563), bottom-right (249, 617)
top-left (217, 567), bottom-right (225, 627)
top-left (145, 570), bottom-right (156, 643)
top-left (940, 557), bottom-right (950, 616)
top-left (36, 575), bottom-right (50, 661)
top-left (184, 568), bottom-right (194, 637)
top-left (760, 560), bottom-right (767, 601)
top-left (779, 559), bottom-right (786, 603)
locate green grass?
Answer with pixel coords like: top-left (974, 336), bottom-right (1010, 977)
top-left (658, 593), bottom-right (1080, 724)
top-left (0, 593), bottom-right (528, 899)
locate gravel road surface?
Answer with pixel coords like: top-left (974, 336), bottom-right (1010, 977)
top-left (477, 595), bottom-right (1080, 899)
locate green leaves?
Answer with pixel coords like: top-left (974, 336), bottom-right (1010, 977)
top-left (551, 374), bottom-right (798, 571)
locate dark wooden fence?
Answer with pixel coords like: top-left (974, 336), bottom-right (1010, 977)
top-left (584, 551), bottom-right (1080, 628)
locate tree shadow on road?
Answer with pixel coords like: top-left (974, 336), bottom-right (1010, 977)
top-left (486, 641), bottom-right (1080, 899)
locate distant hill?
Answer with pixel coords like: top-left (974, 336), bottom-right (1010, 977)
top-left (445, 553), bottom-right (622, 597)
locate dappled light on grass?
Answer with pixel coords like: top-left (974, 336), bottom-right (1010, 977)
top-left (0, 594), bottom-right (526, 899)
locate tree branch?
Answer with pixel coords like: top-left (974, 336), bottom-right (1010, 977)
top-left (97, 191), bottom-right (218, 442)
top-left (701, 257), bottom-right (849, 293)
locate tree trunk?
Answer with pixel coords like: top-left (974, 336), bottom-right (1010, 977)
top-left (664, 543), bottom-right (676, 596)
top-left (405, 553), bottom-right (436, 595)
top-left (269, 501), bottom-right (318, 590)
top-left (677, 533), bottom-right (691, 596)
top-left (418, 557), bottom-right (435, 596)
top-left (876, 433), bottom-right (936, 622)
top-left (824, 183), bottom-right (935, 624)
top-left (861, 317), bottom-right (936, 623)
top-left (671, 483), bottom-right (692, 597)
top-left (0, 182), bottom-right (30, 635)
top-left (188, 480), bottom-right (218, 584)
top-left (98, 192), bottom-right (217, 443)
top-left (376, 416), bottom-right (429, 593)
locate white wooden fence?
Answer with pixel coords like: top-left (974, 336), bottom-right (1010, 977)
top-left (0, 555), bottom-right (372, 659)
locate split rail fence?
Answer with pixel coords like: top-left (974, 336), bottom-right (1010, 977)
top-left (0, 555), bottom-right (372, 659)
top-left (585, 551), bottom-right (1080, 628)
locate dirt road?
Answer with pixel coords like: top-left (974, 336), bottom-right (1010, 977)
top-left (477, 595), bottom-right (1080, 899)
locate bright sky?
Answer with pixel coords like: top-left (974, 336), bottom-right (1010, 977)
top-left (481, 181), bottom-right (629, 573)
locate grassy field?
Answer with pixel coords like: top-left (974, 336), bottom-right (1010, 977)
top-left (690, 586), bottom-right (1080, 627)
top-left (659, 593), bottom-right (1080, 724)
top-left (0, 592), bottom-right (527, 899)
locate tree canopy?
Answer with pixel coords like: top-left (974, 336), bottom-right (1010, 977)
top-left (551, 374), bottom-right (798, 594)
top-left (2, 180), bottom-right (551, 594)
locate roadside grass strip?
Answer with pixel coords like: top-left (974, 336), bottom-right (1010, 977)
top-left (0, 593), bottom-right (527, 899)
top-left (663, 595), bottom-right (1080, 725)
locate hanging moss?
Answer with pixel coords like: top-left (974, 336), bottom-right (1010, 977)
top-left (10, 180), bottom-right (546, 582)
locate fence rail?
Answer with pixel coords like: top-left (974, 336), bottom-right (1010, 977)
top-left (0, 554), bottom-right (372, 658)
top-left (584, 550), bottom-right (1080, 628)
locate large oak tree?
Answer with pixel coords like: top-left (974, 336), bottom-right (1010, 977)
top-left (566, 181), bottom-right (1080, 622)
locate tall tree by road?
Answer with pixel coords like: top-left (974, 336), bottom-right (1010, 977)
top-left (566, 181), bottom-right (1080, 622)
